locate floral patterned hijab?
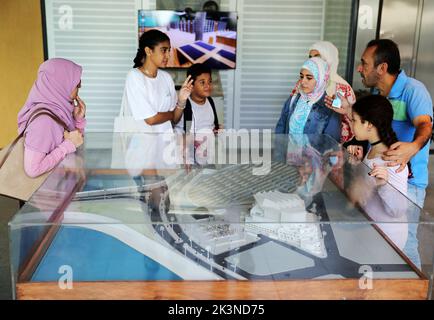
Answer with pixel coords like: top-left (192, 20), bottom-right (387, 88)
top-left (298, 57), bottom-right (330, 106)
top-left (289, 57), bottom-right (330, 135)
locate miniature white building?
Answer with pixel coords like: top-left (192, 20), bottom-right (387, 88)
top-left (245, 191), bottom-right (327, 258)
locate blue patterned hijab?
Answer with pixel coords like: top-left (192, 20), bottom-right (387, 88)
top-left (299, 57), bottom-right (330, 106)
top-left (289, 57), bottom-right (330, 134)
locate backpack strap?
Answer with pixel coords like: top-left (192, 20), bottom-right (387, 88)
top-left (207, 97), bottom-right (220, 131)
top-left (183, 97), bottom-right (220, 132)
top-left (183, 99), bottom-right (193, 132)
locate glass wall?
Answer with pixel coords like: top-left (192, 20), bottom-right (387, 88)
top-left (44, 0), bottom-right (355, 130)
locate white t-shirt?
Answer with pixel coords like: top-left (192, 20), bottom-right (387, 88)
top-left (363, 153), bottom-right (408, 195)
top-left (121, 68), bottom-right (177, 133)
top-left (175, 97), bottom-right (215, 133)
top-left (361, 151), bottom-right (409, 249)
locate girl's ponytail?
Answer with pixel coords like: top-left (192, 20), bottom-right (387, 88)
top-left (133, 29), bottom-right (170, 68)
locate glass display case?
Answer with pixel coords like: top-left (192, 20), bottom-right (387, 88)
top-left (9, 132), bottom-right (434, 299)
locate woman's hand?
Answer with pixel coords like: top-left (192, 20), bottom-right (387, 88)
top-left (325, 92), bottom-right (351, 116)
top-left (178, 75), bottom-right (194, 103)
top-left (64, 130), bottom-right (84, 148)
top-left (73, 95), bottom-right (86, 120)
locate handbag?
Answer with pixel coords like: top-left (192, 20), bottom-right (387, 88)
top-left (0, 107), bottom-right (69, 201)
top-left (111, 102), bottom-right (146, 168)
top-left (113, 102), bottom-right (148, 133)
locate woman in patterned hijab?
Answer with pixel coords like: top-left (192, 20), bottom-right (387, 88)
top-left (276, 57), bottom-right (341, 142)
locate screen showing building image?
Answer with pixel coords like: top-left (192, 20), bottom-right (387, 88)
top-left (138, 10), bottom-right (237, 69)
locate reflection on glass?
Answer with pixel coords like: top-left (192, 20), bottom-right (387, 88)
top-left (346, 157), bottom-right (408, 249)
top-left (8, 133), bottom-right (434, 300)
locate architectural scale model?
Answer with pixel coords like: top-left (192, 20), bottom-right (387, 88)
top-left (245, 191), bottom-right (327, 258)
top-left (17, 163), bottom-right (420, 286)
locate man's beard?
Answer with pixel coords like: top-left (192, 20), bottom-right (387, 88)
top-left (361, 71), bottom-right (380, 88)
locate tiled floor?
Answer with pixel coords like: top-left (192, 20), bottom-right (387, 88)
top-left (1, 156), bottom-right (434, 300)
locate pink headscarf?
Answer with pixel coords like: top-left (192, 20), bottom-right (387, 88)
top-left (17, 58), bottom-right (82, 134)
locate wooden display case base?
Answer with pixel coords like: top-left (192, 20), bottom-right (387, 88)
top-left (16, 279), bottom-right (429, 300)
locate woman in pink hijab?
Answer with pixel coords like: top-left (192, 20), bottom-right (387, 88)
top-left (17, 58), bottom-right (86, 177)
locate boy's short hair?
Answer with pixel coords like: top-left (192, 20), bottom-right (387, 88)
top-left (187, 63), bottom-right (212, 83)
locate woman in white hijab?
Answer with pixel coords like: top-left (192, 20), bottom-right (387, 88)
top-left (290, 41), bottom-right (356, 143)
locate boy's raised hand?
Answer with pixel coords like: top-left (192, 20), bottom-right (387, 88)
top-left (179, 75), bottom-right (194, 102)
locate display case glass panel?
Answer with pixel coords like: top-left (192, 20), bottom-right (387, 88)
top-left (9, 132), bottom-right (434, 299)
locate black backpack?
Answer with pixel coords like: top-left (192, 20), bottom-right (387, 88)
top-left (183, 97), bottom-right (220, 132)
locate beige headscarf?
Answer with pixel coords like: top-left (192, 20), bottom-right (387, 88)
top-left (309, 41), bottom-right (351, 96)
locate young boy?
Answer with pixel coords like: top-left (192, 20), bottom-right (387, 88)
top-left (175, 63), bottom-right (220, 133)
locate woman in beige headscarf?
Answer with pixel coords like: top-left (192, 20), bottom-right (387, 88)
top-left (290, 41), bottom-right (356, 143)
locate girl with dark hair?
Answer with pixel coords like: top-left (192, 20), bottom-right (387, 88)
top-left (347, 94), bottom-right (409, 249)
top-left (348, 94), bottom-right (406, 181)
top-left (121, 29), bottom-right (193, 132)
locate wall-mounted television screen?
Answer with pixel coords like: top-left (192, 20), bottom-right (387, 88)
top-left (138, 10), bottom-right (237, 69)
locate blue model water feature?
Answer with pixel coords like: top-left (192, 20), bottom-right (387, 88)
top-left (31, 226), bottom-right (182, 281)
